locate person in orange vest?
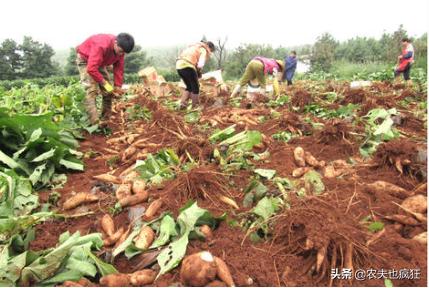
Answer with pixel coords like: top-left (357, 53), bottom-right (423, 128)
top-left (176, 40), bottom-right (216, 109)
top-left (394, 38), bottom-right (414, 82)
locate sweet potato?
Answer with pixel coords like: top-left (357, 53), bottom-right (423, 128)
top-left (99, 273), bottom-right (131, 287)
top-left (200, 225), bottom-right (213, 240)
top-left (180, 251), bottom-right (218, 286)
top-left (119, 192), bottom-right (149, 207)
top-left (63, 193), bottom-right (98, 210)
top-left (132, 179), bottom-right (146, 195)
top-left (115, 183), bottom-right (132, 200)
top-left (122, 146), bottom-right (137, 161)
top-left (114, 226), bottom-right (130, 250)
top-left (412, 232), bottom-right (427, 245)
top-left (214, 257), bottom-right (235, 287)
top-left (304, 152), bottom-right (321, 167)
top-left (323, 165), bottom-right (344, 178)
top-left (401, 195), bottom-right (427, 214)
top-left (93, 173), bottom-right (122, 184)
top-left (366, 181), bottom-right (412, 199)
top-left (144, 199), bottom-right (163, 220)
top-left (122, 171), bottom-right (140, 184)
top-left (134, 226), bottom-right (155, 250)
top-left (129, 269), bottom-right (157, 286)
top-left (293, 147), bottom-right (306, 167)
top-left (219, 196), bottom-right (239, 209)
top-left (103, 227), bottom-right (125, 247)
top-left (101, 214), bottom-right (115, 236)
top-left (206, 280), bottom-right (227, 287)
top-left (292, 167), bottom-right (310, 178)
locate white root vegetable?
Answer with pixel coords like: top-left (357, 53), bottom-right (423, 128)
top-left (132, 179), bottom-right (146, 194)
top-left (214, 257), bottom-right (235, 287)
top-left (366, 181), bottom-right (412, 199)
top-left (401, 195), bottom-right (427, 214)
top-left (115, 183), bottom-right (132, 200)
top-left (144, 199), bottom-right (163, 220)
top-left (103, 227), bottom-right (125, 247)
top-left (293, 147), bottom-right (306, 167)
top-left (180, 251), bottom-right (218, 287)
top-left (63, 193), bottom-right (99, 210)
top-left (412, 232), bottom-right (427, 245)
top-left (101, 214), bottom-right (115, 236)
top-left (219, 196), bottom-right (239, 209)
top-left (292, 167), bottom-right (311, 178)
top-left (93, 173), bottom-right (122, 184)
top-left (119, 193), bottom-right (149, 207)
top-left (129, 269), bottom-right (157, 286)
top-left (134, 226), bottom-right (155, 250)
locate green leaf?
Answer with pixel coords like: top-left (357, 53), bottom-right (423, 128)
top-left (0, 149), bottom-right (21, 169)
top-left (252, 197), bottom-right (281, 220)
top-left (304, 171), bottom-right (325, 195)
top-left (31, 148), bottom-right (56, 162)
top-left (59, 159), bottom-right (84, 171)
top-left (150, 215), bottom-right (177, 249)
top-left (368, 221), bottom-right (384, 233)
top-left (384, 278), bottom-right (394, 287)
top-left (254, 169), bottom-right (276, 179)
top-left (156, 234), bottom-right (189, 277)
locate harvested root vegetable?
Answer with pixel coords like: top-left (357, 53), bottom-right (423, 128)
top-left (385, 214), bottom-right (419, 226)
top-left (122, 171), bottom-right (140, 183)
top-left (366, 181), bottom-right (411, 199)
top-left (214, 257), bottom-right (235, 287)
top-left (206, 280), bottom-right (227, 287)
top-left (219, 196), bottom-right (239, 209)
top-left (144, 199), bottom-right (163, 220)
top-left (93, 173), bottom-right (122, 184)
top-left (200, 225), bottom-right (213, 239)
top-left (304, 152), bottom-right (322, 168)
top-left (293, 147), bottom-right (306, 167)
top-left (101, 214), bottom-right (115, 236)
top-left (129, 269), bottom-right (157, 286)
top-left (114, 227), bottom-right (131, 249)
top-left (344, 243), bottom-right (354, 271)
top-left (316, 245), bottom-right (326, 272)
top-left (134, 226), bottom-right (155, 250)
top-left (323, 165), bottom-right (343, 178)
top-left (122, 146), bottom-right (137, 161)
top-left (103, 227), bottom-right (125, 247)
top-left (63, 193), bottom-right (98, 210)
top-left (116, 183), bottom-right (132, 200)
top-left (292, 167), bottom-right (310, 178)
top-left (180, 251), bottom-right (218, 286)
top-left (132, 179), bottom-right (146, 194)
top-left (119, 193), bottom-right (149, 207)
top-left (99, 273), bottom-right (131, 287)
top-left (412, 232), bottom-right (427, 245)
top-left (401, 195), bottom-right (427, 214)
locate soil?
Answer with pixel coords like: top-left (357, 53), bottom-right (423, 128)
top-left (29, 80), bottom-right (427, 287)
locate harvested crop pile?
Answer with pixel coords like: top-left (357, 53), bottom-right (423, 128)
top-left (291, 89), bottom-right (312, 111)
top-left (342, 88), bottom-right (366, 104)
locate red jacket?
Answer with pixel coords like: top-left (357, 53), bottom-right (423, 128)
top-left (253, 56), bottom-right (280, 74)
top-left (77, 34), bottom-right (125, 87)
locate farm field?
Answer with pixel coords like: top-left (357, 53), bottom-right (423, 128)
top-left (0, 78), bottom-right (427, 287)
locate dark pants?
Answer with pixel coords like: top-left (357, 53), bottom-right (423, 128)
top-left (395, 63), bottom-right (412, 80)
top-left (287, 79), bottom-right (293, 86)
top-left (177, 68), bottom-right (199, 94)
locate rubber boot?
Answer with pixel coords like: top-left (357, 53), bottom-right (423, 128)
top-left (230, 85), bottom-right (241, 98)
top-left (179, 91), bottom-right (191, 110)
top-left (191, 93), bottom-right (200, 108)
top-left (84, 92), bottom-right (99, 125)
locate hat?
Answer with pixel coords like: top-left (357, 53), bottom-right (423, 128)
top-left (276, 60), bottom-right (285, 71)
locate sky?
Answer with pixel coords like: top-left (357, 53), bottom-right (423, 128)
top-left (0, 0), bottom-right (428, 50)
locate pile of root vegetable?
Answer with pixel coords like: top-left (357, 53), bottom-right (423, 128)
top-left (30, 80), bottom-right (427, 287)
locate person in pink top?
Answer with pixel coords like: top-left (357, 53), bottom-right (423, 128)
top-left (76, 33), bottom-right (134, 124)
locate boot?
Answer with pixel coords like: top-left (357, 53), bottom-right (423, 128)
top-left (230, 85), bottom-right (241, 98)
top-left (101, 95), bottom-right (113, 119)
top-left (191, 93), bottom-right (200, 108)
top-left (179, 91), bottom-right (191, 110)
top-left (84, 92), bottom-right (99, 125)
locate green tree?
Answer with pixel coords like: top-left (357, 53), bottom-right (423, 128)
top-left (0, 39), bottom-right (22, 80)
top-left (311, 33), bottom-right (338, 71)
top-left (64, 48), bottom-right (78, 76)
top-left (124, 45), bottom-right (152, 74)
top-left (20, 36), bottom-right (59, 78)
top-left (379, 25), bottom-right (408, 63)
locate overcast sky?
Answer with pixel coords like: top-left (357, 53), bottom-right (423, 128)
top-left (0, 0), bottom-right (427, 50)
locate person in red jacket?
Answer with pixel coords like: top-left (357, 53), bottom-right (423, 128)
top-left (394, 38), bottom-right (414, 82)
top-left (76, 33), bottom-right (134, 124)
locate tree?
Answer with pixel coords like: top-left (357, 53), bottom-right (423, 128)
top-left (214, 37), bottom-right (228, 70)
top-left (20, 36), bottom-right (59, 78)
top-left (310, 33), bottom-right (338, 71)
top-left (64, 48), bottom-right (78, 76)
top-left (124, 45), bottom-right (152, 74)
top-left (0, 39), bottom-right (22, 80)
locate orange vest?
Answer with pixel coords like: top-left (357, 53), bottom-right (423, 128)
top-left (178, 43), bottom-right (211, 66)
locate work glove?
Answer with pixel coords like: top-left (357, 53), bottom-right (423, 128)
top-left (102, 81), bottom-right (114, 93)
